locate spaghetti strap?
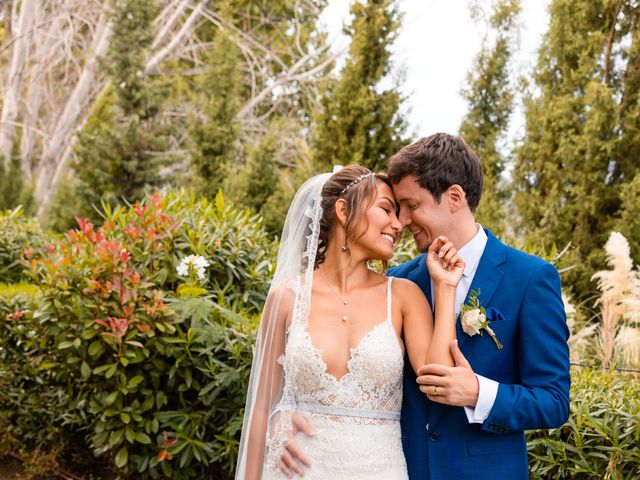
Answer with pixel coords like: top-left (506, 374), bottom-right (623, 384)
top-left (386, 276), bottom-right (393, 322)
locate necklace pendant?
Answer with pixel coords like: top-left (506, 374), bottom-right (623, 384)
top-left (342, 315), bottom-right (348, 322)
top-left (343, 300), bottom-right (347, 305)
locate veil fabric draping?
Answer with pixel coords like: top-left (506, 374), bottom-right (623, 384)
top-left (235, 172), bottom-right (332, 480)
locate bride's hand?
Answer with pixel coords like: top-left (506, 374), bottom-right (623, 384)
top-left (426, 236), bottom-right (465, 288)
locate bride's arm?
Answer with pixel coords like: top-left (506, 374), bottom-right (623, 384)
top-left (402, 236), bottom-right (464, 372)
top-left (242, 284), bottom-right (292, 480)
top-left (400, 279), bottom-right (435, 374)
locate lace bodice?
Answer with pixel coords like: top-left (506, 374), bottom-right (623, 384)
top-left (277, 276), bottom-right (403, 421)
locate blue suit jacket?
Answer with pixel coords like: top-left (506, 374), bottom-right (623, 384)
top-left (388, 229), bottom-right (570, 480)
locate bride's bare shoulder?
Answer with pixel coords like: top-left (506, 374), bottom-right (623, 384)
top-left (266, 277), bottom-right (299, 303)
top-left (262, 278), bottom-right (300, 324)
top-left (390, 277), bottom-right (429, 307)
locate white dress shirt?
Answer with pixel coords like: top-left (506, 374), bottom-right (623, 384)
top-left (430, 225), bottom-right (498, 424)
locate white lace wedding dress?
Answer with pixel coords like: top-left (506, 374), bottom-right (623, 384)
top-left (262, 277), bottom-right (408, 479)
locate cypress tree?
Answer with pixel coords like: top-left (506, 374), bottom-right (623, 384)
top-left (0, 157), bottom-right (21, 211)
top-left (614, 171), bottom-right (640, 261)
top-left (228, 121), bottom-right (286, 235)
top-left (459, 0), bottom-right (520, 237)
top-left (189, 29), bottom-right (242, 196)
top-left (0, 143), bottom-right (33, 213)
top-left (312, 0), bottom-right (407, 172)
top-left (512, 0), bottom-right (640, 295)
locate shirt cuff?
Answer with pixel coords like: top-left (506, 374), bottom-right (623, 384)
top-left (464, 374), bottom-right (499, 424)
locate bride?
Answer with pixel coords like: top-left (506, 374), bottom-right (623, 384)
top-left (235, 165), bottom-right (463, 479)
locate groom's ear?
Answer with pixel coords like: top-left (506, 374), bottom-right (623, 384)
top-left (447, 184), bottom-right (467, 212)
top-left (334, 198), bottom-right (348, 226)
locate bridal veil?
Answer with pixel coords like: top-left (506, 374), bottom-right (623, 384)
top-left (235, 172), bottom-right (331, 479)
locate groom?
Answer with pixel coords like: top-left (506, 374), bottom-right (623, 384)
top-left (279, 133), bottom-right (570, 479)
top-left (386, 133), bottom-right (570, 479)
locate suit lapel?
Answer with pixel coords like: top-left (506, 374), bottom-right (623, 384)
top-left (406, 254), bottom-right (432, 308)
top-left (456, 230), bottom-right (506, 348)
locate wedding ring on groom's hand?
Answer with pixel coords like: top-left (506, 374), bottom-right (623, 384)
top-left (432, 385), bottom-right (439, 396)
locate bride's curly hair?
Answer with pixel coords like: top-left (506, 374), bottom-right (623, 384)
top-left (314, 165), bottom-right (393, 269)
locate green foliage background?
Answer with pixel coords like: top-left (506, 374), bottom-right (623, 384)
top-left (1, 0), bottom-right (640, 477)
top-left (1, 191), bottom-right (275, 478)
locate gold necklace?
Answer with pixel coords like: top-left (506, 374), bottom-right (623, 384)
top-left (320, 268), bottom-right (349, 322)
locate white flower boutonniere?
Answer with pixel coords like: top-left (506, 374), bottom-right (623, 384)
top-left (459, 289), bottom-right (503, 349)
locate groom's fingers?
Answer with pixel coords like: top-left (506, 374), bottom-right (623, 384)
top-left (280, 446), bottom-right (305, 477)
top-left (278, 457), bottom-right (293, 478)
top-left (286, 440), bottom-right (311, 468)
top-left (417, 363), bottom-right (450, 376)
top-left (416, 374), bottom-right (447, 386)
top-left (292, 413), bottom-right (316, 438)
top-left (420, 385), bottom-right (445, 396)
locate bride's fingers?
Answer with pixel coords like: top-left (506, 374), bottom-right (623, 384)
top-left (447, 253), bottom-right (463, 271)
top-left (436, 239), bottom-right (453, 257)
top-left (455, 254), bottom-right (465, 270)
top-left (428, 236), bottom-right (447, 255)
top-left (441, 246), bottom-right (457, 267)
top-left (435, 241), bottom-right (454, 262)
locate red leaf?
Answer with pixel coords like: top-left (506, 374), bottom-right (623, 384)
top-left (95, 318), bottom-right (109, 329)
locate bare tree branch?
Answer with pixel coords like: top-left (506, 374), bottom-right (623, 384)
top-left (152, 0), bottom-right (188, 49)
top-left (237, 45), bottom-right (336, 121)
top-left (145, 0), bottom-right (208, 73)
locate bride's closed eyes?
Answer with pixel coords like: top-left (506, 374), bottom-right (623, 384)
top-left (377, 197), bottom-right (397, 214)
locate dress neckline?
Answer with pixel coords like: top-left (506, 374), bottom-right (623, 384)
top-left (302, 277), bottom-right (400, 382)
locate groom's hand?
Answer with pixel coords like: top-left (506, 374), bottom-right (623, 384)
top-left (278, 413), bottom-right (315, 478)
top-left (416, 340), bottom-right (479, 407)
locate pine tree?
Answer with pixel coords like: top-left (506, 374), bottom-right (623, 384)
top-left (189, 29), bottom-right (242, 195)
top-left (312, 0), bottom-right (407, 172)
top-left (459, 0), bottom-right (520, 237)
top-left (512, 0), bottom-right (640, 295)
top-left (614, 171), bottom-right (640, 261)
top-left (65, 0), bottom-right (172, 223)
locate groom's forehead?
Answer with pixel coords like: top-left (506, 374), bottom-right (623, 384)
top-left (392, 176), bottom-right (430, 198)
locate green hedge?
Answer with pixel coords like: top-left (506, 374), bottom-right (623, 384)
top-left (2, 195), bottom-right (639, 479)
top-left (527, 367), bottom-right (640, 479)
top-left (0, 208), bottom-right (49, 283)
top-left (0, 191), bottom-right (274, 478)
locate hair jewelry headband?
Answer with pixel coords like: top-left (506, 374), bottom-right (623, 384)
top-left (340, 172), bottom-right (375, 195)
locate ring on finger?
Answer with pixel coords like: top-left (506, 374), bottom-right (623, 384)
top-left (432, 385), bottom-right (439, 396)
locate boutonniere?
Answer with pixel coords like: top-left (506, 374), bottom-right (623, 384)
top-left (459, 289), bottom-right (503, 349)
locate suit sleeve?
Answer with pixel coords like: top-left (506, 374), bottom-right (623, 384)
top-left (482, 261), bottom-right (570, 434)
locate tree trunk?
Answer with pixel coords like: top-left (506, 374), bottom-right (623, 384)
top-left (0, 0), bottom-right (36, 168)
top-left (18, 0), bottom-right (46, 181)
top-left (34, 14), bottom-right (112, 212)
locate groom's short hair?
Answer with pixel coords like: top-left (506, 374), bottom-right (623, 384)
top-left (387, 133), bottom-right (483, 212)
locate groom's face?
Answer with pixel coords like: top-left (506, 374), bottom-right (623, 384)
top-left (392, 175), bottom-right (452, 252)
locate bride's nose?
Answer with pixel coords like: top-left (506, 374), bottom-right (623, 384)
top-left (390, 215), bottom-right (402, 234)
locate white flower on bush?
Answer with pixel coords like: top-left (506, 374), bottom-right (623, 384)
top-left (461, 308), bottom-right (485, 336)
top-left (176, 255), bottom-right (210, 280)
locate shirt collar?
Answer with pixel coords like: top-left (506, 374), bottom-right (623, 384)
top-left (457, 224), bottom-right (488, 278)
